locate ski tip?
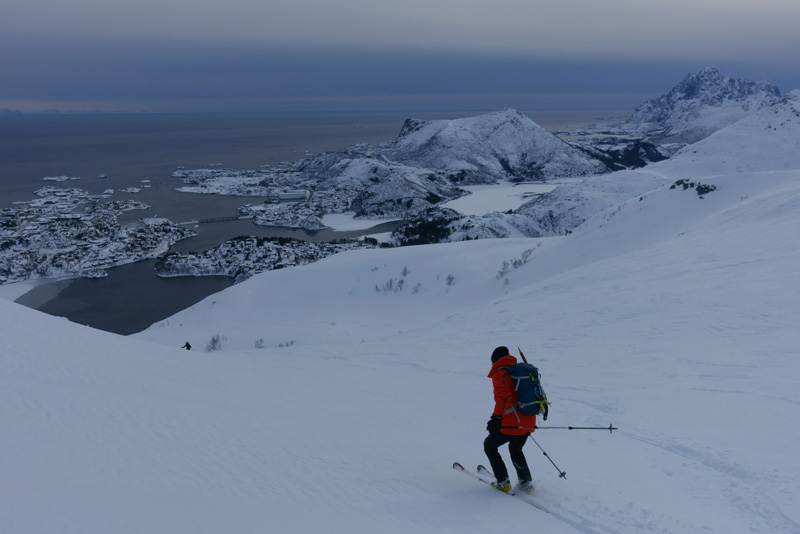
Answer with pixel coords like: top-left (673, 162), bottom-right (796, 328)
top-left (453, 462), bottom-right (464, 470)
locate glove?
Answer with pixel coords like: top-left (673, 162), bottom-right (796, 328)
top-left (486, 416), bottom-right (502, 434)
top-left (543, 404), bottom-right (549, 421)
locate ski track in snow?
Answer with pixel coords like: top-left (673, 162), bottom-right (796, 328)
top-left (627, 433), bottom-right (800, 534)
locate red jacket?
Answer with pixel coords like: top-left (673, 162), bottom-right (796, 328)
top-left (489, 354), bottom-right (537, 435)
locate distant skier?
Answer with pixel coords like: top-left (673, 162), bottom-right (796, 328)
top-left (182, 341), bottom-right (192, 350)
top-left (484, 346), bottom-right (535, 493)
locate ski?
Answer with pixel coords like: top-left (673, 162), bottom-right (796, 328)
top-left (477, 464), bottom-right (493, 479)
top-left (452, 462), bottom-right (516, 495)
top-left (478, 465), bottom-right (534, 496)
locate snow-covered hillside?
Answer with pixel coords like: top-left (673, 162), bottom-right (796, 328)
top-left (514, 95), bottom-right (800, 237)
top-left (388, 108), bottom-right (608, 181)
top-left (2, 100), bottom-right (800, 533)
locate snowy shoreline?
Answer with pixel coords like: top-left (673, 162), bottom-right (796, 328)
top-left (0, 276), bottom-right (75, 303)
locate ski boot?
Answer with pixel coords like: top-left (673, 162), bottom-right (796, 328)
top-left (492, 478), bottom-right (512, 493)
top-left (518, 480), bottom-right (534, 494)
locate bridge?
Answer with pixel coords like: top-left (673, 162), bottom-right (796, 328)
top-left (178, 215), bottom-right (254, 225)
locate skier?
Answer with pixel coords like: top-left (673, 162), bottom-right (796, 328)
top-left (182, 341), bottom-right (192, 350)
top-left (484, 346), bottom-right (535, 493)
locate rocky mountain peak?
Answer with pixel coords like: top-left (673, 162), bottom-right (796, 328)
top-left (631, 67), bottom-right (782, 123)
top-left (673, 67), bottom-right (777, 108)
top-left (626, 67), bottom-right (783, 144)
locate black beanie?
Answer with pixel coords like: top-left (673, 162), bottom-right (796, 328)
top-left (491, 346), bottom-right (509, 363)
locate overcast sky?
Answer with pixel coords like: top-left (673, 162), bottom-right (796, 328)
top-left (3, 0), bottom-right (799, 113)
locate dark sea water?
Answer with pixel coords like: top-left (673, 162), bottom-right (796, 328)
top-left (1, 110), bottom-right (626, 334)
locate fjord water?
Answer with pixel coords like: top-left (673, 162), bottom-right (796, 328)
top-left (1, 110), bottom-right (625, 334)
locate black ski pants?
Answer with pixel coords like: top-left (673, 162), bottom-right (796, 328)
top-left (483, 432), bottom-right (532, 483)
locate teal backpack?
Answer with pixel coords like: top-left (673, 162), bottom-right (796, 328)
top-left (503, 362), bottom-right (550, 420)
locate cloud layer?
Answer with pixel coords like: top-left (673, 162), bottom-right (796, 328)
top-left (3, 0), bottom-right (799, 112)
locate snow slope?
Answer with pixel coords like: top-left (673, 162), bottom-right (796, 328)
top-left (515, 96), bottom-right (800, 237)
top-left (2, 111), bottom-right (800, 533)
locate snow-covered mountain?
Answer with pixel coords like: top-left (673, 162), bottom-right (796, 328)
top-left (136, 69), bottom-right (788, 240)
top-left (387, 108), bottom-right (609, 182)
top-left (625, 66), bottom-right (783, 144)
top-left (3, 88), bottom-right (799, 532)
top-left (309, 69), bottom-right (790, 245)
top-left (179, 108), bottom-right (614, 224)
top-left (418, 93), bottom-right (800, 242)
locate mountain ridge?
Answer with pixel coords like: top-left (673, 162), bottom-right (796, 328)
top-left (390, 94), bottom-right (800, 245)
top-left (388, 108), bottom-right (608, 182)
top-left (625, 66), bottom-right (783, 144)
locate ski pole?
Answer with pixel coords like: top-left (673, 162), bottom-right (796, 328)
top-left (530, 436), bottom-right (567, 480)
top-left (536, 424), bottom-right (618, 434)
top-left (517, 346), bottom-right (528, 364)
top-left (517, 424), bottom-right (618, 434)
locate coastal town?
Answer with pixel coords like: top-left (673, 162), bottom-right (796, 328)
top-left (0, 186), bottom-right (195, 283)
top-left (154, 235), bottom-right (378, 283)
top-left (0, 181), bottom-right (377, 285)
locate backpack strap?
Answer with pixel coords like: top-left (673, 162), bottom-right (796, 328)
top-left (501, 366), bottom-right (551, 418)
